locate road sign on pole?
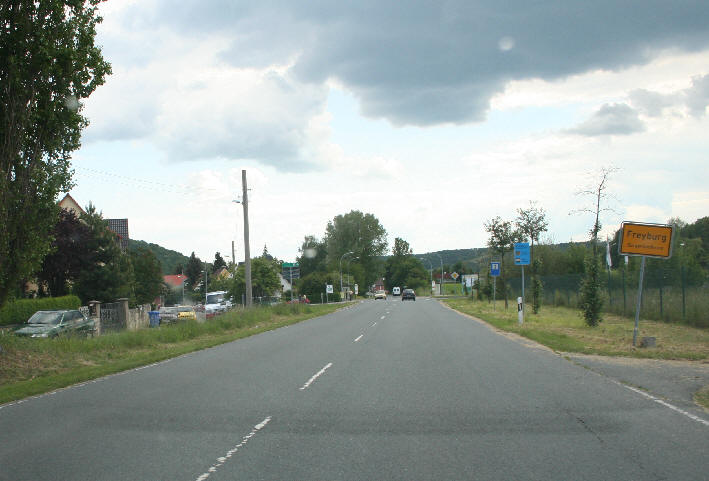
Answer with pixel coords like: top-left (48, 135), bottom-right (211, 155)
top-left (514, 243), bottom-right (530, 265)
top-left (619, 222), bottom-right (674, 258)
top-left (618, 221), bottom-right (674, 345)
top-left (490, 262), bottom-right (501, 277)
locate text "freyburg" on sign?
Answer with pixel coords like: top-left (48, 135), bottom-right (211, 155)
top-left (619, 222), bottom-right (674, 258)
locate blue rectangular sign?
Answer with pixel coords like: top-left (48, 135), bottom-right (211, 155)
top-left (514, 242), bottom-right (530, 266)
top-left (490, 262), bottom-right (501, 277)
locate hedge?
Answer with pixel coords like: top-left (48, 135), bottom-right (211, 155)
top-left (0, 296), bottom-right (82, 326)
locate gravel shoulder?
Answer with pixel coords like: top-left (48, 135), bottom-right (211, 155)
top-left (563, 353), bottom-right (709, 414)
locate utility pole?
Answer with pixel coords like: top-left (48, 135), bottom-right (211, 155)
top-left (231, 240), bottom-right (236, 271)
top-left (242, 170), bottom-right (253, 307)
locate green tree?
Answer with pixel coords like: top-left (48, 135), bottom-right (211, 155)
top-left (185, 252), bottom-right (203, 289)
top-left (36, 208), bottom-right (92, 297)
top-left (516, 202), bottom-right (549, 313)
top-left (130, 247), bottom-right (163, 305)
top-left (229, 257), bottom-right (281, 302)
top-left (212, 252), bottom-right (226, 273)
top-left (325, 210), bottom-right (387, 290)
top-left (484, 216), bottom-right (522, 309)
top-left (297, 271), bottom-right (340, 304)
top-left (0, 1), bottom-right (111, 306)
top-left (297, 235), bottom-right (327, 277)
top-left (384, 238), bottom-right (428, 291)
top-left (73, 204), bottom-right (133, 303)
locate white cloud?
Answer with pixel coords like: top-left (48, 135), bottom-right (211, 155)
top-left (672, 192), bottom-right (709, 223)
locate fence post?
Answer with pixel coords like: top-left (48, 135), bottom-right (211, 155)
top-left (117, 298), bottom-right (129, 328)
top-left (88, 300), bottom-right (101, 336)
top-left (681, 264), bottom-right (686, 321)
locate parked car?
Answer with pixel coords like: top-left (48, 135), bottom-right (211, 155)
top-left (14, 310), bottom-right (95, 338)
top-left (402, 289), bottom-right (416, 301)
top-left (374, 290), bottom-right (387, 300)
top-left (177, 307), bottom-right (197, 320)
top-left (159, 306), bottom-right (179, 322)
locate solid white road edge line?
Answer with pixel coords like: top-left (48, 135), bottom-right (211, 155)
top-left (616, 381), bottom-right (709, 427)
top-left (194, 416), bottom-right (272, 481)
top-left (300, 362), bottom-right (333, 391)
top-left (354, 335), bottom-right (364, 342)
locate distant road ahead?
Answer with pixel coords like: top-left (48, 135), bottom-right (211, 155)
top-left (1, 299), bottom-right (707, 480)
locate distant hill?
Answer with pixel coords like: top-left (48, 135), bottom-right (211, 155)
top-left (128, 239), bottom-right (190, 275)
top-left (415, 248), bottom-right (488, 272)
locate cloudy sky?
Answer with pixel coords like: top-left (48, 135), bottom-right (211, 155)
top-left (69, 0), bottom-right (709, 264)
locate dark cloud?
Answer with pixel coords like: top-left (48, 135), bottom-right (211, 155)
top-left (568, 103), bottom-right (646, 137)
top-left (150, 0), bottom-right (709, 126)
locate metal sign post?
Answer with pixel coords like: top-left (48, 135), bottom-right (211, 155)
top-left (490, 262), bottom-right (501, 311)
top-left (325, 284), bottom-right (333, 303)
top-left (514, 243), bottom-right (530, 324)
top-left (619, 221), bottom-right (674, 346)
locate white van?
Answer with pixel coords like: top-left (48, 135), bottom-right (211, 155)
top-left (392, 287), bottom-right (401, 296)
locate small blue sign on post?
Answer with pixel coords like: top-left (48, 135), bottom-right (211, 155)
top-left (514, 243), bottom-right (530, 266)
top-left (490, 262), bottom-right (501, 277)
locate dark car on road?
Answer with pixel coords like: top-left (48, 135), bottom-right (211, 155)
top-left (401, 289), bottom-right (416, 301)
top-left (14, 310), bottom-right (95, 338)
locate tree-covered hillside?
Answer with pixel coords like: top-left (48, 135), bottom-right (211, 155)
top-left (128, 240), bottom-right (190, 275)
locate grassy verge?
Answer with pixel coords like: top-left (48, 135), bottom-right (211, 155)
top-left (694, 385), bottom-right (709, 411)
top-left (0, 303), bottom-right (344, 404)
top-left (443, 298), bottom-right (709, 361)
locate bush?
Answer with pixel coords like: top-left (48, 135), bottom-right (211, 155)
top-left (0, 295), bottom-right (81, 326)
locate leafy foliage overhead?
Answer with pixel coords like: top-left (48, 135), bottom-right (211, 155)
top-left (0, 0), bottom-right (111, 306)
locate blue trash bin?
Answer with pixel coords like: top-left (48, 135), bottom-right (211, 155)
top-left (148, 311), bottom-right (160, 327)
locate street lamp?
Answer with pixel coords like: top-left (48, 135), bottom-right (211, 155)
top-left (346, 256), bottom-right (359, 300)
top-left (340, 251), bottom-right (354, 296)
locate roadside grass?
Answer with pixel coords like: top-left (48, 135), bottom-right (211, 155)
top-left (0, 303), bottom-right (344, 405)
top-left (694, 384), bottom-right (709, 411)
top-left (443, 298), bottom-right (709, 361)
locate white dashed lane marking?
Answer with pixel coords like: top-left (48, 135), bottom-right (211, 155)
top-left (194, 416), bottom-right (272, 481)
top-left (300, 363), bottom-right (333, 391)
top-left (354, 335), bottom-right (364, 342)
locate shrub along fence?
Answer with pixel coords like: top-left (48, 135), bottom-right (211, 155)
top-left (0, 296), bottom-right (81, 326)
top-left (486, 267), bottom-right (707, 328)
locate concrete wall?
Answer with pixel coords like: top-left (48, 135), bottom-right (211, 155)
top-left (127, 304), bottom-right (151, 331)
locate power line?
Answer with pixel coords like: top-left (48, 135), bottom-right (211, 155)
top-left (74, 166), bottom-right (225, 196)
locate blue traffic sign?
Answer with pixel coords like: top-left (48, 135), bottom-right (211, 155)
top-left (514, 242), bottom-right (530, 266)
top-left (490, 262), bottom-right (501, 277)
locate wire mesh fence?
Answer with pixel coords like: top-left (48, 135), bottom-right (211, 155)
top-left (484, 264), bottom-right (707, 328)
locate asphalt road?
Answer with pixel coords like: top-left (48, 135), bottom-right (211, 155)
top-left (1, 298), bottom-right (708, 480)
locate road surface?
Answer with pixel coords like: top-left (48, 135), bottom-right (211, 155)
top-left (1, 298), bottom-right (707, 480)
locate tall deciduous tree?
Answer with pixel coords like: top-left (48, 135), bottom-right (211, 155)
top-left (0, 1), bottom-right (111, 306)
top-left (385, 237), bottom-right (428, 290)
top-left (325, 210), bottom-right (387, 290)
top-left (297, 235), bottom-right (327, 277)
